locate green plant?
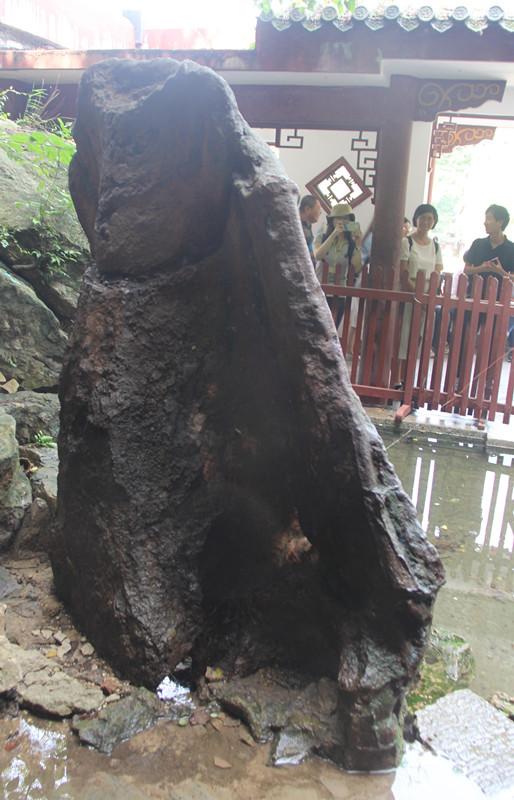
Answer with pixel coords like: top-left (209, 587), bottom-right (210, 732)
top-left (1, 122), bottom-right (76, 226)
top-left (255, 0), bottom-right (355, 16)
top-left (0, 87), bottom-right (83, 278)
top-left (0, 222), bottom-right (82, 281)
top-left (33, 430), bottom-right (57, 448)
top-left (26, 225), bottom-right (83, 278)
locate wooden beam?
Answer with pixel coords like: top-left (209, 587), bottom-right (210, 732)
top-left (233, 85), bottom-right (388, 130)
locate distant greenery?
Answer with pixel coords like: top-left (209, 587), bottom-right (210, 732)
top-left (0, 87), bottom-right (82, 278)
top-left (255, 0), bottom-right (355, 17)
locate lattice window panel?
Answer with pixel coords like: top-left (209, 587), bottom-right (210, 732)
top-left (306, 155), bottom-right (372, 214)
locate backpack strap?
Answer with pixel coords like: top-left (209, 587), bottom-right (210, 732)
top-left (408, 235), bottom-right (439, 254)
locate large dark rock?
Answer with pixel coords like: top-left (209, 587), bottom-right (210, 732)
top-left (53, 58), bottom-right (444, 771)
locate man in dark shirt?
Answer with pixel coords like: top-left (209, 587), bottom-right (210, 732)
top-left (464, 204), bottom-right (514, 298)
top-left (299, 195), bottom-right (322, 266)
top-left (463, 204), bottom-right (514, 364)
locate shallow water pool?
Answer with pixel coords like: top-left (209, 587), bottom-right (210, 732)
top-left (384, 431), bottom-right (514, 699)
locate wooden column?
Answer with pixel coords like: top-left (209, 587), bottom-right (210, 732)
top-left (371, 76), bottom-right (417, 288)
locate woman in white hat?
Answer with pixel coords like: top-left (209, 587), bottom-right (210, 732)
top-left (313, 202), bottom-right (362, 329)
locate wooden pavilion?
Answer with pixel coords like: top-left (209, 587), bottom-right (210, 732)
top-left (0, 7), bottom-right (513, 283)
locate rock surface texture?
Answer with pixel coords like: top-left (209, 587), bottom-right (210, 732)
top-left (0, 266), bottom-right (67, 390)
top-left (0, 118), bottom-right (89, 389)
top-left (0, 392), bottom-right (60, 444)
top-left (53, 58), bottom-right (444, 771)
top-left (0, 632), bottom-right (104, 716)
top-left (0, 413), bottom-right (31, 549)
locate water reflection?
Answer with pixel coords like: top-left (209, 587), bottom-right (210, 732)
top-left (1, 717), bottom-right (508, 800)
top-left (386, 436), bottom-right (514, 595)
top-left (1, 718), bottom-right (70, 798)
top-left (392, 741), bottom-right (484, 800)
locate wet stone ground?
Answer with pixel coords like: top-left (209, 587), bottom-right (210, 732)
top-left (0, 434), bottom-right (513, 798)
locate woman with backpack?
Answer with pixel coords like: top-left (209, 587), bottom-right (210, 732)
top-left (395, 203), bottom-right (443, 386)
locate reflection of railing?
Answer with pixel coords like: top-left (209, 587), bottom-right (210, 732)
top-left (393, 442), bottom-right (514, 594)
top-left (320, 264), bottom-right (514, 425)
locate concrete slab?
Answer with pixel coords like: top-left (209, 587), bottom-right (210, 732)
top-left (417, 689), bottom-right (514, 796)
top-left (366, 405), bottom-right (514, 456)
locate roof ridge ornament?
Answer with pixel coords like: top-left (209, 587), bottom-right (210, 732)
top-left (257, 3), bottom-right (513, 34)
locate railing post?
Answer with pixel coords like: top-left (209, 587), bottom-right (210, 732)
top-left (444, 274), bottom-right (468, 414)
top-left (459, 276), bottom-right (483, 416)
top-left (431, 274), bottom-right (452, 411)
top-left (488, 278), bottom-right (512, 421)
top-left (473, 278), bottom-right (498, 425)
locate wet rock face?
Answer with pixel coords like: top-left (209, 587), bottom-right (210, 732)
top-left (53, 57), bottom-right (444, 770)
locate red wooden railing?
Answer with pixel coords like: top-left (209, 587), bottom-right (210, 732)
top-left (320, 264), bottom-right (514, 426)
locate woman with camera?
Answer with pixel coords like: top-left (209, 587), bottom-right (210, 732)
top-left (314, 203), bottom-right (362, 328)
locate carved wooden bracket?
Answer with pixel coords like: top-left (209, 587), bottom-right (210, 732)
top-left (414, 79), bottom-right (505, 121)
top-left (430, 121), bottom-right (496, 159)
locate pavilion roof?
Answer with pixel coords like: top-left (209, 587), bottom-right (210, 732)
top-left (260, 5), bottom-right (514, 34)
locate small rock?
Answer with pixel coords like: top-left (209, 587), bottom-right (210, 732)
top-left (45, 649), bottom-right (58, 658)
top-left (53, 631), bottom-right (67, 645)
top-left (213, 757), bottom-right (232, 769)
top-left (104, 693), bottom-right (120, 704)
top-left (80, 643), bottom-right (95, 657)
top-left (0, 636), bottom-right (104, 716)
top-left (0, 567), bottom-right (19, 600)
top-left (1, 379), bottom-right (19, 394)
top-left (101, 677), bottom-right (123, 696)
top-left (57, 640), bottom-right (72, 658)
top-left (271, 729), bottom-right (314, 766)
top-left (0, 371), bottom-right (5, 383)
top-left (177, 716), bottom-right (189, 727)
top-left (31, 629), bottom-right (41, 637)
top-left (222, 717), bottom-right (240, 728)
top-left (190, 708), bottom-right (210, 726)
top-left (40, 629), bottom-right (53, 640)
top-left (490, 692), bottom-right (514, 721)
top-left (72, 687), bottom-right (173, 755)
top-left (209, 717), bottom-right (224, 732)
top-left (205, 666), bottom-right (224, 683)
top-left (41, 598), bottom-right (61, 618)
top-left (240, 731), bottom-right (255, 747)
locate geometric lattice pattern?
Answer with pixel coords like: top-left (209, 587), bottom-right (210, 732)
top-left (306, 155), bottom-right (372, 213)
top-left (351, 131), bottom-right (378, 190)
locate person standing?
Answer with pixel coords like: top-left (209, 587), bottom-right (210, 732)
top-left (464, 204), bottom-right (514, 297)
top-left (395, 203), bottom-right (443, 385)
top-left (299, 195), bottom-right (322, 266)
top-left (464, 204), bottom-right (514, 362)
top-left (313, 203), bottom-right (362, 328)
